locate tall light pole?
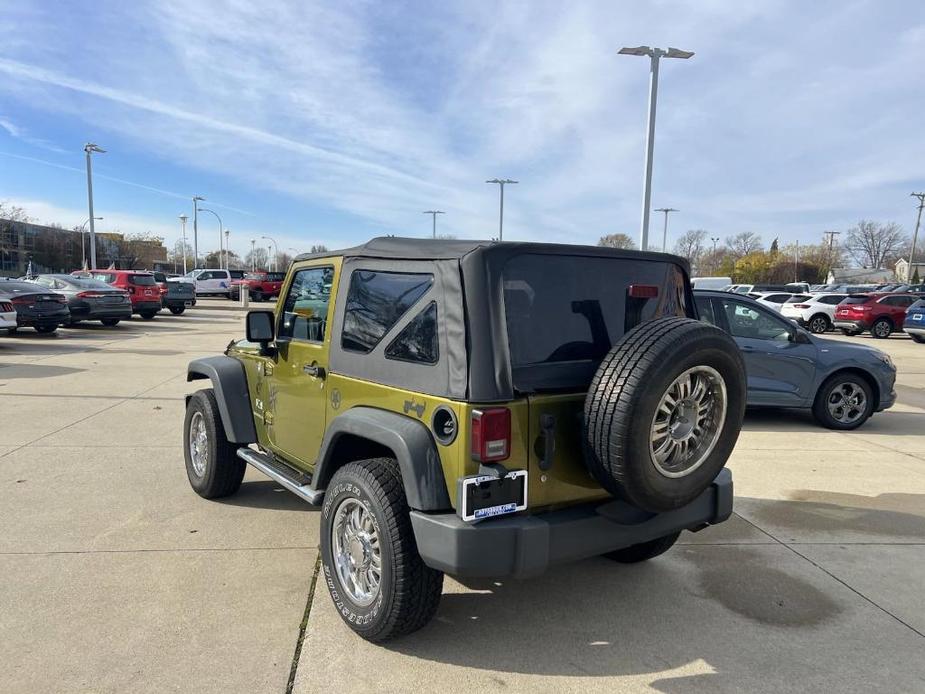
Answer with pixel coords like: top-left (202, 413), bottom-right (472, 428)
top-left (262, 236), bottom-right (278, 272)
top-left (822, 230), bottom-right (840, 282)
top-left (909, 193), bottom-right (925, 282)
top-left (250, 239), bottom-right (256, 271)
top-left (78, 216), bottom-right (103, 268)
top-left (192, 196), bottom-right (205, 268)
top-left (423, 210), bottom-right (445, 238)
top-left (84, 143), bottom-right (105, 269)
top-left (225, 229), bottom-right (230, 269)
top-left (618, 46), bottom-right (694, 251)
top-left (486, 179), bottom-right (517, 241)
top-left (654, 207), bottom-right (678, 252)
top-left (178, 215), bottom-right (189, 274)
top-left (197, 207), bottom-right (223, 268)
top-left (711, 236), bottom-right (719, 253)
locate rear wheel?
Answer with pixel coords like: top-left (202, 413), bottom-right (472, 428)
top-left (603, 532), bottom-right (681, 563)
top-left (35, 325), bottom-right (57, 334)
top-left (320, 458), bottom-right (443, 642)
top-left (169, 306), bottom-right (185, 315)
top-left (140, 311), bottom-right (157, 320)
top-left (183, 389), bottom-right (245, 498)
top-left (871, 318), bottom-right (892, 339)
top-left (584, 317), bottom-right (746, 512)
top-left (812, 373), bottom-right (874, 430)
top-left (100, 318), bottom-right (120, 327)
top-left (808, 314), bottom-right (830, 334)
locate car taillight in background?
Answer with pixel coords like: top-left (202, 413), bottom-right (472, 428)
top-left (793, 304), bottom-right (810, 309)
top-left (471, 408), bottom-right (511, 462)
top-left (0, 302), bottom-right (12, 312)
top-left (76, 291), bottom-right (110, 298)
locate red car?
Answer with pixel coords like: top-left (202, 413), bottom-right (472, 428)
top-left (229, 271), bottom-right (285, 302)
top-left (833, 293), bottom-right (919, 338)
top-left (74, 270), bottom-right (162, 319)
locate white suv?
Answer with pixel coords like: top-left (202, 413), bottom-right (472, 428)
top-left (0, 295), bottom-right (16, 331)
top-left (780, 293), bottom-right (847, 333)
top-left (186, 269), bottom-right (232, 297)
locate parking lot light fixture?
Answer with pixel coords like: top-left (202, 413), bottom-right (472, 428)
top-left (225, 229), bottom-right (230, 269)
top-left (486, 179), bottom-right (517, 241)
top-left (618, 45), bottom-right (694, 251)
top-left (192, 196), bottom-right (205, 268)
top-left (654, 207), bottom-right (678, 252)
top-left (78, 216), bottom-right (103, 268)
top-left (262, 236), bottom-right (279, 272)
top-left (197, 207), bottom-right (224, 268)
top-left (179, 215), bottom-right (189, 274)
top-left (422, 210), bottom-right (445, 238)
top-left (84, 143), bottom-right (105, 270)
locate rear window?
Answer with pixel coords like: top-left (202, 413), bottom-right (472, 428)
top-left (91, 273), bottom-right (117, 283)
top-left (267, 273), bottom-right (286, 281)
top-left (0, 281), bottom-right (43, 294)
top-left (784, 294), bottom-right (811, 303)
top-left (243, 273), bottom-right (265, 280)
top-left (341, 271), bottom-right (434, 353)
top-left (502, 254), bottom-right (687, 377)
top-left (128, 274), bottom-right (156, 286)
top-left (843, 295), bottom-right (870, 304)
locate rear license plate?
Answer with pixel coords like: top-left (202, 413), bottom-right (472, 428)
top-left (144, 289), bottom-right (153, 296)
top-left (458, 470), bottom-right (528, 522)
top-left (913, 314), bottom-right (923, 321)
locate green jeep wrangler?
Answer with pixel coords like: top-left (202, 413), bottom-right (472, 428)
top-left (184, 238), bottom-right (745, 642)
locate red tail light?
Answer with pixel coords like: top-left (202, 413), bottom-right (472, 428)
top-left (10, 296), bottom-right (33, 305)
top-left (471, 408), bottom-right (511, 462)
top-left (76, 291), bottom-right (108, 298)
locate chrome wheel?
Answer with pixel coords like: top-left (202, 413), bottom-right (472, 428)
top-left (826, 382), bottom-right (868, 424)
top-left (188, 411), bottom-right (208, 477)
top-left (332, 498), bottom-right (382, 606)
top-left (650, 366), bottom-right (727, 478)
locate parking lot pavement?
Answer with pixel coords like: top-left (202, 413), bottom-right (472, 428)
top-left (3, 308), bottom-right (925, 693)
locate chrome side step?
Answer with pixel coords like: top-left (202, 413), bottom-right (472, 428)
top-left (236, 447), bottom-right (324, 505)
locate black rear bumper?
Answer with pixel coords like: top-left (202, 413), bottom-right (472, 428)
top-left (410, 469), bottom-right (733, 578)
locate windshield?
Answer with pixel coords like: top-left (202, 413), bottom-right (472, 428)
top-left (502, 254), bottom-right (688, 392)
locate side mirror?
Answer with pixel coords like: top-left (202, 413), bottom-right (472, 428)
top-left (246, 310), bottom-right (275, 349)
top-left (793, 329), bottom-right (812, 344)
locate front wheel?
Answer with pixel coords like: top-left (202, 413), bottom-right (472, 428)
top-left (871, 318), bottom-right (892, 339)
top-left (320, 458), bottom-right (443, 642)
top-left (808, 315), bottom-right (830, 334)
top-left (812, 374), bottom-right (874, 430)
top-left (603, 532), bottom-right (680, 563)
top-left (183, 389), bottom-right (246, 498)
top-left (169, 306), bottom-right (185, 315)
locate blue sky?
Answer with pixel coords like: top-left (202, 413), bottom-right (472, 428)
top-left (1, 0), bottom-right (923, 257)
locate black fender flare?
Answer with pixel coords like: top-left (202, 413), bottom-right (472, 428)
top-left (187, 356), bottom-right (257, 444)
top-left (312, 407), bottom-right (452, 512)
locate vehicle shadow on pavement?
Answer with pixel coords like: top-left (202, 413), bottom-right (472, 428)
top-left (215, 480), bottom-right (319, 512)
top-left (0, 363), bottom-right (85, 379)
top-left (743, 407), bottom-right (924, 436)
top-left (386, 493), bottom-right (925, 691)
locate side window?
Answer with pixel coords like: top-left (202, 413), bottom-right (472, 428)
top-left (279, 267), bottom-right (334, 342)
top-left (341, 271), bottom-right (433, 353)
top-left (820, 295), bottom-right (842, 305)
top-left (695, 296), bottom-right (717, 326)
top-left (198, 271), bottom-right (213, 280)
top-left (385, 302), bottom-right (439, 364)
top-left (721, 299), bottom-right (791, 342)
top-left (33, 277), bottom-right (53, 287)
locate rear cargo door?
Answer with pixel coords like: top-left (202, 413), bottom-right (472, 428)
top-left (525, 393), bottom-right (608, 509)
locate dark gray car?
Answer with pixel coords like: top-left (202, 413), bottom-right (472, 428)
top-left (695, 290), bottom-right (896, 429)
top-left (31, 274), bottom-right (132, 326)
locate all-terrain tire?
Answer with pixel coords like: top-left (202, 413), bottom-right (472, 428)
top-left (584, 317), bottom-right (746, 512)
top-left (320, 458), bottom-right (443, 642)
top-left (183, 389), bottom-right (246, 498)
top-left (603, 532), bottom-right (681, 563)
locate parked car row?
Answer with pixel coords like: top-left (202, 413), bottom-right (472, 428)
top-left (183, 268), bottom-right (284, 301)
top-left (0, 270), bottom-right (198, 335)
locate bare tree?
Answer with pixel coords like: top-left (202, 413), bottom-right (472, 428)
top-left (673, 229), bottom-right (708, 269)
top-left (597, 233), bottom-right (636, 249)
top-left (725, 231), bottom-right (763, 258)
top-left (844, 220), bottom-right (906, 268)
top-left (309, 244), bottom-right (329, 254)
top-left (245, 247), bottom-right (269, 270)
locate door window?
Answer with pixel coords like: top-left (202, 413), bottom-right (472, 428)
top-left (721, 299), bottom-right (791, 342)
top-left (279, 266), bottom-right (335, 342)
top-left (341, 270), bottom-right (433, 353)
top-left (695, 295), bottom-right (718, 326)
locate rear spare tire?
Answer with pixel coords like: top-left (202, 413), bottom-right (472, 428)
top-left (584, 317), bottom-right (745, 512)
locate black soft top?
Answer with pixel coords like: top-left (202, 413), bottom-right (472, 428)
top-left (295, 236), bottom-right (689, 271)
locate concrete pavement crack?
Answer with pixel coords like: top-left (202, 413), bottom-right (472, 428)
top-left (287, 552), bottom-right (322, 694)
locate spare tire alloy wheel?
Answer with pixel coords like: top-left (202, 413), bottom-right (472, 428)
top-left (584, 317), bottom-right (746, 512)
top-left (649, 366), bottom-right (727, 479)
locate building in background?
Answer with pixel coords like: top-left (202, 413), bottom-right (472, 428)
top-left (825, 267), bottom-right (893, 285)
top-left (0, 218), bottom-right (167, 276)
top-left (894, 258), bottom-right (925, 283)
